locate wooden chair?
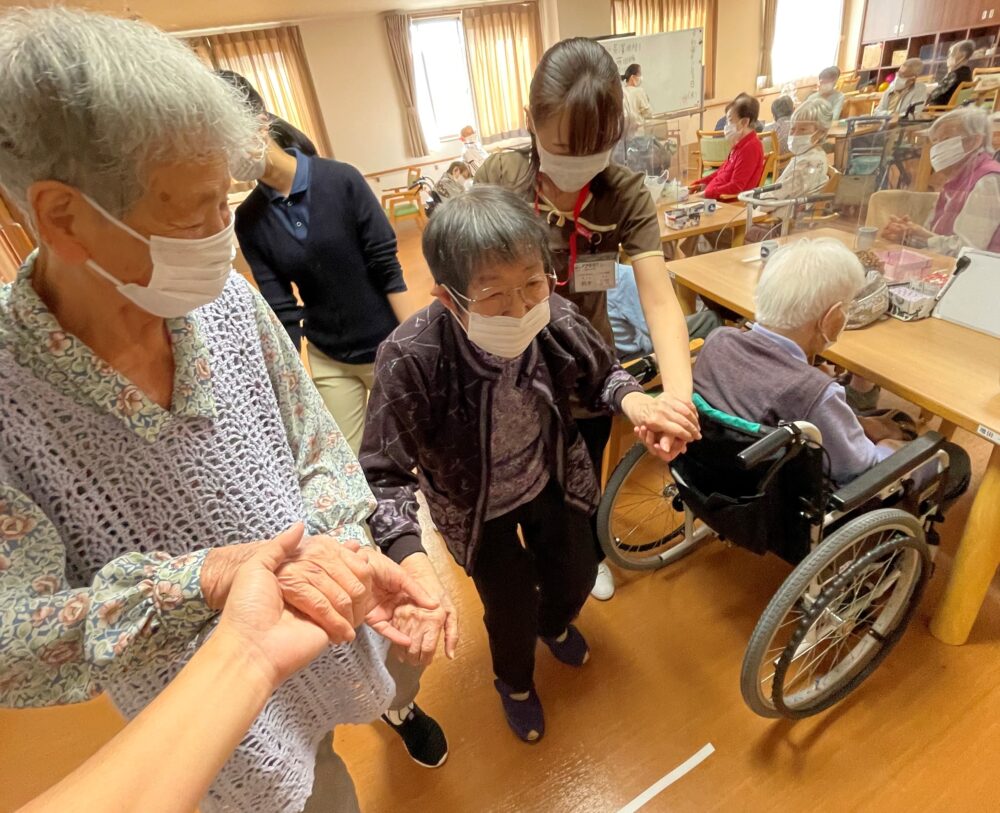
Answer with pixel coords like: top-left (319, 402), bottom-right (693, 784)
top-left (924, 81), bottom-right (978, 116)
top-left (380, 166), bottom-right (427, 230)
top-left (837, 72), bottom-right (860, 93)
top-left (758, 131), bottom-right (780, 186)
top-left (0, 222), bottom-right (34, 283)
top-left (695, 130), bottom-right (731, 178)
top-left (972, 67), bottom-right (1000, 80)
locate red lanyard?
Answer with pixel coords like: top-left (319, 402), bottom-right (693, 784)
top-left (535, 184), bottom-right (591, 288)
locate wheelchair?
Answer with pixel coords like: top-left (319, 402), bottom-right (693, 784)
top-left (598, 388), bottom-right (953, 719)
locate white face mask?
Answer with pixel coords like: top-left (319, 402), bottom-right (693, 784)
top-left (819, 82), bottom-right (835, 95)
top-left (448, 292), bottom-right (550, 358)
top-left (463, 177), bottom-right (474, 191)
top-left (230, 147), bottom-right (267, 182)
top-left (724, 122), bottom-right (740, 142)
top-left (891, 76), bottom-right (912, 93)
top-left (788, 134), bottom-right (815, 155)
top-left (84, 196), bottom-right (235, 318)
top-left (930, 136), bottom-right (968, 172)
top-left (536, 141), bottom-right (612, 192)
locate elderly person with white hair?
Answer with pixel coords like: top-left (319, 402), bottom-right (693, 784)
top-left (927, 40), bottom-right (976, 108)
top-left (0, 9), bottom-right (446, 813)
top-left (881, 106), bottom-right (1000, 255)
top-left (691, 239), bottom-right (971, 491)
top-left (876, 58), bottom-right (928, 118)
top-left (750, 98), bottom-right (833, 231)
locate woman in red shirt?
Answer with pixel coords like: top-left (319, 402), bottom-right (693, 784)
top-left (691, 94), bottom-right (764, 199)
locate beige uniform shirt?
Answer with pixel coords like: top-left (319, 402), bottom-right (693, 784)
top-left (476, 148), bottom-right (664, 349)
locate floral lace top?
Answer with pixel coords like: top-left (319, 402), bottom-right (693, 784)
top-left (0, 256), bottom-right (389, 812)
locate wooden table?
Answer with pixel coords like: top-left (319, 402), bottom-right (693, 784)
top-left (667, 227), bottom-right (1000, 645)
top-left (658, 199), bottom-right (764, 313)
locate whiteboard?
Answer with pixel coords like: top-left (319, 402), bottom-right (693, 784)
top-left (597, 29), bottom-right (704, 116)
top-left (932, 248), bottom-right (1000, 339)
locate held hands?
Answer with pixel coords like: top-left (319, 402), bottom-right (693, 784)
top-left (275, 532), bottom-right (439, 647)
top-left (881, 216), bottom-right (932, 246)
top-left (621, 391), bottom-right (701, 463)
top-left (213, 524), bottom-right (337, 690)
top-left (387, 553), bottom-right (459, 667)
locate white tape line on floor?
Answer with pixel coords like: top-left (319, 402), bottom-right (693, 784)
top-left (616, 743), bottom-right (716, 813)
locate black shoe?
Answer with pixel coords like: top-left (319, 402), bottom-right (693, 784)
top-left (381, 704), bottom-right (448, 768)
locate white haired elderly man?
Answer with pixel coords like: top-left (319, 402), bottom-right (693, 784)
top-left (0, 8), bottom-right (449, 813)
top-left (876, 57), bottom-right (928, 118)
top-left (692, 239), bottom-right (970, 497)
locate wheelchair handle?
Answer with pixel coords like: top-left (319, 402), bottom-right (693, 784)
top-left (737, 424), bottom-right (800, 470)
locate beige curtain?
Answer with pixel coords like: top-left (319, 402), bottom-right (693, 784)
top-left (758, 0), bottom-right (778, 88)
top-left (463, 3), bottom-right (542, 142)
top-left (187, 26), bottom-right (333, 156)
top-left (384, 13), bottom-right (429, 158)
top-left (611, 0), bottom-right (717, 97)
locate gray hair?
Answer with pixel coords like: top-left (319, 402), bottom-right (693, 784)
top-left (792, 97), bottom-right (833, 132)
top-left (0, 7), bottom-right (260, 217)
top-left (900, 57), bottom-right (924, 77)
top-left (930, 105), bottom-right (992, 147)
top-left (950, 39), bottom-right (976, 61)
top-left (755, 239), bottom-right (864, 330)
top-left (422, 185), bottom-right (552, 294)
top-left (818, 66), bottom-right (840, 82)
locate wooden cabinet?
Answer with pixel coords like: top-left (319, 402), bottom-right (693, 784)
top-left (863, 0), bottom-right (906, 41)
top-left (899, 0), bottom-right (945, 36)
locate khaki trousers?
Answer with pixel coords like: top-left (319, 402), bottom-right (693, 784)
top-left (307, 344), bottom-right (376, 456)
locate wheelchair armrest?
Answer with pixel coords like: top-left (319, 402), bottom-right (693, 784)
top-left (829, 431), bottom-right (945, 514)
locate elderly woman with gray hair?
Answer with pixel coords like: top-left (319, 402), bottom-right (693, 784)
top-left (927, 40), bottom-right (976, 108)
top-left (0, 8), bottom-right (445, 813)
top-left (881, 106), bottom-right (1000, 255)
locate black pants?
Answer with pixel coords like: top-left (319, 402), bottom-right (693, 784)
top-left (471, 481), bottom-right (599, 692)
top-left (576, 415), bottom-right (612, 564)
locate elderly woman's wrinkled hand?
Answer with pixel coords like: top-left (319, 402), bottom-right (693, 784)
top-left (275, 534), bottom-right (378, 644)
top-left (621, 391), bottom-right (700, 462)
top-left (354, 547), bottom-right (442, 648)
top-left (215, 523), bottom-right (333, 689)
top-left (387, 552), bottom-right (459, 667)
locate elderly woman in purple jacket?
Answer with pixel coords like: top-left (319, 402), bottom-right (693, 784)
top-left (881, 106), bottom-right (1000, 256)
top-left (360, 185), bottom-right (695, 745)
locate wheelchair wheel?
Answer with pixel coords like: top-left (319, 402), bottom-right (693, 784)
top-left (741, 508), bottom-right (930, 719)
top-left (597, 443), bottom-right (708, 570)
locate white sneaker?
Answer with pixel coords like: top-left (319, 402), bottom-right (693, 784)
top-left (591, 562), bottom-right (615, 601)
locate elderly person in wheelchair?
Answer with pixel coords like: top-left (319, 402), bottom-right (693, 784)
top-left (598, 238), bottom-right (970, 719)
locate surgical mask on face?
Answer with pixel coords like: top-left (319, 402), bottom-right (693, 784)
top-left (788, 134), bottom-right (815, 155)
top-left (463, 177), bottom-right (474, 191)
top-left (891, 76), bottom-right (912, 93)
top-left (819, 82), bottom-right (835, 95)
top-left (536, 141), bottom-right (612, 192)
top-left (230, 147), bottom-right (267, 182)
top-left (724, 122), bottom-right (740, 142)
top-left (447, 290), bottom-right (550, 358)
top-left (83, 195), bottom-right (235, 318)
top-left (930, 136), bottom-right (968, 172)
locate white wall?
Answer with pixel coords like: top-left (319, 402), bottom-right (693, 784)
top-left (555, 0), bottom-right (613, 39)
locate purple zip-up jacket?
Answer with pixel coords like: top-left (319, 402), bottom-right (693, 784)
top-left (359, 295), bottom-right (644, 574)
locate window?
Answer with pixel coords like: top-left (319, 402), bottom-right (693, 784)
top-left (410, 16), bottom-right (478, 147)
top-left (187, 26), bottom-right (332, 156)
top-left (770, 0), bottom-right (844, 85)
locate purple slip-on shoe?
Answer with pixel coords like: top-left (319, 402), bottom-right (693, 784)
top-left (541, 624), bottom-right (590, 667)
top-left (494, 679), bottom-right (544, 743)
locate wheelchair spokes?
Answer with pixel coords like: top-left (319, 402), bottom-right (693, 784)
top-left (597, 444), bottom-right (709, 571)
top-left (742, 509), bottom-right (930, 718)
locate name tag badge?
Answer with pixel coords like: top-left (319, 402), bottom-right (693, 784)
top-left (571, 253), bottom-right (618, 293)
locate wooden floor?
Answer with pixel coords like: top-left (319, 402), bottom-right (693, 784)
top-left (3, 221), bottom-right (1000, 813)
